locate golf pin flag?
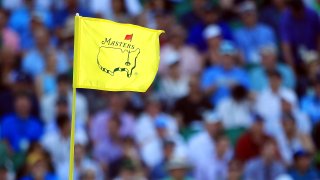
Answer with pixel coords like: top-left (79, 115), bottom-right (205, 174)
top-left (73, 15), bottom-right (164, 92)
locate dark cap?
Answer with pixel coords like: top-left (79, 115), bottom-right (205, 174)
top-left (15, 72), bottom-right (33, 84)
top-left (252, 113), bottom-right (264, 122)
top-left (293, 149), bottom-right (310, 159)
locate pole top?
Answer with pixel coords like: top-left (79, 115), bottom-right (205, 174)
top-left (76, 13), bottom-right (80, 16)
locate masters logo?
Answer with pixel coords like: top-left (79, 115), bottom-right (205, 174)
top-left (97, 34), bottom-right (140, 78)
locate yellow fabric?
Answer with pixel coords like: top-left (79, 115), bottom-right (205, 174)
top-left (73, 15), bottom-right (164, 92)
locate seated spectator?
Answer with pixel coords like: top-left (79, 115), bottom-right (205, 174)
top-left (188, 112), bottom-right (224, 167)
top-left (227, 160), bottom-right (243, 180)
top-left (41, 114), bottom-right (70, 168)
top-left (234, 1), bottom-right (276, 64)
top-left (20, 150), bottom-right (57, 180)
top-left (301, 77), bottom-right (320, 124)
top-left (202, 25), bottom-right (223, 66)
top-left (275, 113), bottom-right (315, 165)
top-left (108, 137), bottom-right (145, 179)
top-left (243, 139), bottom-right (285, 180)
top-left (151, 140), bottom-right (175, 180)
top-left (0, 8), bottom-right (20, 52)
top-left (35, 50), bottom-right (57, 99)
top-left (195, 135), bottom-right (233, 180)
top-left (93, 115), bottom-right (124, 170)
top-left (160, 24), bottom-right (202, 77)
top-left (255, 70), bottom-right (297, 135)
top-left (217, 85), bottom-right (252, 145)
top-left (187, 4), bottom-right (233, 51)
top-left (0, 46), bottom-right (19, 90)
top-left (22, 27), bottom-right (69, 77)
top-left (173, 75), bottom-right (212, 134)
top-left (288, 150), bottom-right (320, 179)
top-left (57, 132), bottom-right (103, 180)
top-left (235, 115), bottom-right (274, 163)
top-left (280, 0), bottom-right (320, 69)
top-left (159, 54), bottom-right (190, 108)
top-left (201, 40), bottom-right (249, 105)
top-left (1, 93), bottom-right (43, 153)
top-left (41, 74), bottom-right (88, 127)
top-left (163, 156), bottom-right (193, 180)
top-left (249, 44), bottom-right (296, 92)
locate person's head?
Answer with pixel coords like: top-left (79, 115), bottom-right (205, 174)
top-left (192, 0), bottom-right (208, 13)
top-left (80, 168), bottom-right (96, 180)
top-left (272, 0), bottom-right (287, 9)
top-left (155, 117), bottom-right (168, 139)
top-left (57, 74), bottom-right (71, 95)
top-left (0, 8), bottom-right (9, 29)
top-left (251, 114), bottom-right (265, 136)
top-left (26, 151), bottom-right (50, 179)
top-left (163, 140), bottom-right (175, 160)
top-left (268, 70), bottom-right (282, 91)
top-left (112, 0), bottom-right (127, 14)
top-left (260, 44), bottom-right (278, 69)
top-left (261, 139), bottom-right (278, 162)
top-left (219, 41), bottom-right (237, 69)
top-left (55, 96), bottom-right (69, 116)
top-left (227, 160), bottom-right (243, 180)
top-left (231, 84), bottom-right (248, 102)
top-left (56, 114), bottom-right (71, 138)
top-left (109, 93), bottom-right (127, 114)
top-left (203, 25), bottom-right (222, 49)
top-left (204, 112), bottom-right (223, 140)
top-left (14, 72), bottom-right (34, 92)
top-left (118, 160), bottom-right (136, 179)
top-left (216, 135), bottom-right (230, 158)
top-left (169, 25), bottom-right (187, 47)
top-left (45, 51), bottom-right (57, 73)
top-left (0, 46), bottom-right (17, 69)
top-left (108, 115), bottom-right (122, 138)
top-left (281, 113), bottom-right (296, 136)
top-left (280, 92), bottom-right (297, 112)
top-left (238, 1), bottom-right (258, 27)
top-left (287, 0), bottom-right (305, 16)
top-left (146, 98), bottom-right (162, 116)
top-left (293, 150), bottom-right (312, 172)
top-left (202, 4), bottom-right (220, 25)
top-left (14, 92), bottom-right (32, 118)
top-left (34, 27), bottom-right (50, 50)
top-left (188, 75), bottom-right (202, 95)
top-left (167, 157), bottom-right (191, 180)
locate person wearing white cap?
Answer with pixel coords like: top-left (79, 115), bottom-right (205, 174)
top-left (234, 0), bottom-right (276, 64)
top-left (203, 24), bottom-right (223, 65)
top-left (164, 156), bottom-right (193, 180)
top-left (188, 111), bottom-right (223, 169)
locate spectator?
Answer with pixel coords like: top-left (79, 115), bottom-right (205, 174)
top-left (160, 24), bottom-right (202, 77)
top-left (202, 40), bottom-right (249, 105)
top-left (41, 74), bottom-right (88, 127)
top-left (275, 113), bottom-right (315, 165)
top-left (41, 114), bottom-right (70, 168)
top-left (234, 114), bottom-right (274, 163)
top-left (202, 24), bottom-right (223, 66)
top-left (195, 135), bottom-right (233, 180)
top-left (35, 50), bottom-right (57, 99)
top-left (288, 150), bottom-right (320, 179)
top-left (0, 8), bottom-right (20, 52)
top-left (217, 85), bottom-right (252, 145)
top-left (1, 93), bottom-right (43, 153)
top-left (173, 75), bottom-right (212, 133)
top-left (163, 156), bottom-right (193, 180)
top-left (249, 44), bottom-right (296, 92)
top-left (188, 112), bottom-right (223, 168)
top-left (227, 160), bottom-right (243, 180)
top-left (234, 1), bottom-right (276, 64)
top-left (22, 27), bottom-right (69, 77)
top-left (280, 0), bottom-right (320, 69)
top-left (0, 46), bottom-right (19, 91)
top-left (243, 139), bottom-right (285, 180)
top-left (255, 70), bottom-right (297, 135)
top-left (301, 77), bottom-right (320, 124)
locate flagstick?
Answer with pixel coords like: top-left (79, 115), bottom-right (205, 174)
top-left (68, 13), bottom-right (80, 180)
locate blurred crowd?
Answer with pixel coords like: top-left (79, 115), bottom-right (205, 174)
top-left (0, 0), bottom-right (320, 179)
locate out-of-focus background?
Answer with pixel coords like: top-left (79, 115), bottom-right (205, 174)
top-left (0, 0), bottom-right (320, 179)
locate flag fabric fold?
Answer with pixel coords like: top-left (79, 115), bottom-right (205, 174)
top-left (73, 15), bottom-right (164, 92)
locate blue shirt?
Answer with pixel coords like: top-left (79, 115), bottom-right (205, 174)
top-left (22, 49), bottom-right (69, 77)
top-left (201, 66), bottom-right (250, 105)
top-left (1, 114), bottom-right (43, 152)
top-left (288, 167), bottom-right (319, 180)
top-left (234, 23), bottom-right (276, 64)
top-left (249, 63), bottom-right (296, 92)
top-left (280, 7), bottom-right (320, 63)
top-left (301, 94), bottom-right (320, 124)
top-left (20, 173), bottom-right (57, 180)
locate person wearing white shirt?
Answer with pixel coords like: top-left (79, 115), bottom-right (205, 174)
top-left (188, 112), bottom-right (224, 168)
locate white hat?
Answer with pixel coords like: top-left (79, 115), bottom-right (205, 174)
top-left (74, 129), bottom-right (88, 146)
top-left (203, 25), bottom-right (221, 40)
top-left (203, 111), bottom-right (221, 124)
top-left (163, 50), bottom-right (180, 66)
top-left (259, 44), bottom-right (278, 55)
top-left (167, 156), bottom-right (191, 170)
top-left (280, 91), bottom-right (297, 107)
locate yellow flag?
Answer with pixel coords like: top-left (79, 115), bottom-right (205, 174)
top-left (73, 15), bottom-right (164, 92)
